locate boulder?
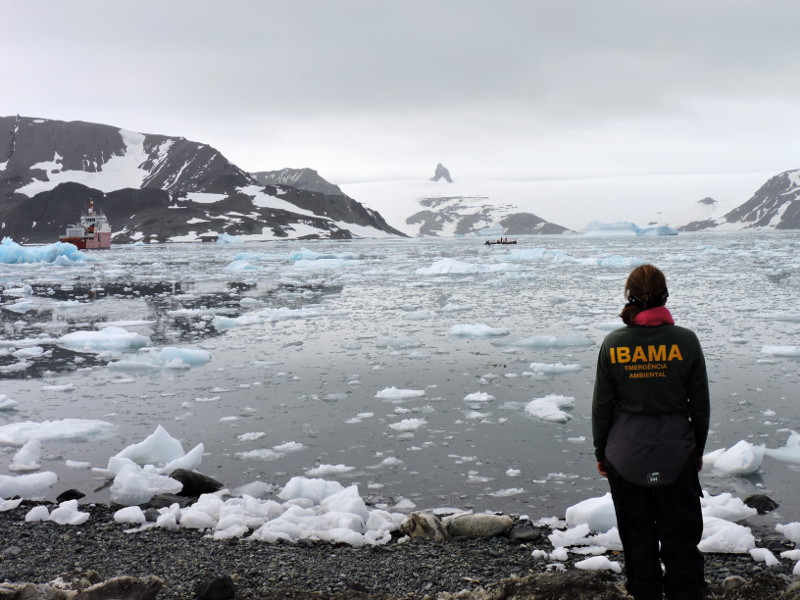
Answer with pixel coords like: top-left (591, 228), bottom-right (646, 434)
top-left (195, 575), bottom-right (236, 600)
top-left (168, 469), bottom-right (224, 497)
top-left (743, 494), bottom-right (779, 515)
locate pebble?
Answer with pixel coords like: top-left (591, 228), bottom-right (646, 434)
top-left (0, 501), bottom-right (797, 599)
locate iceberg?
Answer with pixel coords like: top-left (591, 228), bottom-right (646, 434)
top-left (0, 238), bottom-right (93, 264)
top-left (57, 326), bottom-right (151, 353)
top-left (584, 221), bottom-right (678, 236)
top-left (449, 323), bottom-right (509, 337)
top-left (525, 394), bottom-right (575, 423)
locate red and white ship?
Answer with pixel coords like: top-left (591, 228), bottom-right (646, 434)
top-left (59, 201), bottom-right (112, 249)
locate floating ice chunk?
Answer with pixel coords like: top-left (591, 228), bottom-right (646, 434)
top-left (232, 480), bottom-right (274, 498)
top-left (0, 471), bottom-right (58, 500)
top-left (764, 431), bottom-right (800, 464)
top-left (4, 300), bottom-right (37, 313)
top-left (449, 323), bottom-right (509, 337)
top-left (464, 410), bottom-right (489, 420)
top-left (464, 392), bottom-right (495, 402)
top-left (40, 383), bottom-right (75, 392)
top-left (584, 221), bottom-right (638, 236)
top-left (416, 258), bottom-right (529, 275)
top-left (290, 248), bottom-right (355, 261)
top-left (700, 492), bottom-right (757, 521)
top-left (223, 260), bottom-right (259, 272)
top-left (109, 346), bottom-right (212, 370)
top-left (273, 441), bottom-right (304, 453)
top-left (65, 459), bottom-right (91, 470)
top-left (375, 386), bottom-right (425, 400)
top-left (403, 310), bottom-right (433, 321)
top-left (439, 303), bottom-right (471, 313)
top-left (703, 440), bottom-right (765, 475)
top-left (388, 418), bottom-right (427, 432)
top-left (109, 462), bottom-right (183, 505)
top-left (698, 516), bottom-right (755, 553)
top-left (760, 345), bottom-right (800, 357)
top-left (306, 464), bottom-right (354, 477)
top-left (489, 487), bottom-right (525, 497)
top-left (111, 425), bottom-right (201, 472)
top-left (237, 448), bottom-right (283, 461)
top-left (0, 419), bottom-right (115, 446)
top-left (525, 394), bottom-right (575, 423)
top-left (749, 547), bottom-right (779, 567)
top-left (0, 238), bottom-right (91, 264)
top-left (575, 556), bottom-right (622, 573)
top-left (213, 305), bottom-right (335, 331)
top-left (216, 233), bottom-right (243, 244)
top-left (504, 335), bottom-right (593, 349)
top-left (0, 394), bottom-right (19, 410)
top-left (375, 337), bottom-right (422, 350)
top-left (57, 326), bottom-right (151, 353)
top-left (637, 225), bottom-right (679, 236)
top-left (13, 346), bottom-right (45, 360)
top-left (754, 313), bottom-right (800, 323)
top-left (50, 499), bottom-right (90, 525)
top-left (565, 492), bottom-right (616, 533)
top-left (9, 438), bottom-right (42, 472)
top-left (105, 426), bottom-right (202, 504)
top-left (158, 347), bottom-right (212, 366)
top-left (277, 476), bottom-right (344, 504)
top-left (594, 321), bottom-right (624, 331)
top-left (776, 522), bottom-right (800, 544)
top-left (529, 362), bottom-right (582, 375)
top-left (290, 258), bottom-right (352, 271)
top-left (320, 485), bottom-right (370, 523)
top-left (164, 442), bottom-right (204, 474)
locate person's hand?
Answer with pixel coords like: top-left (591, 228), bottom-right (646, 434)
top-left (696, 456), bottom-right (704, 472)
top-left (597, 461), bottom-right (608, 477)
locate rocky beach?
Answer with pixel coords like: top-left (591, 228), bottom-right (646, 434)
top-left (1, 501), bottom-right (799, 600)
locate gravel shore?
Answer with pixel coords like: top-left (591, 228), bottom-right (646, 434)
top-left (1, 502), bottom-right (798, 599)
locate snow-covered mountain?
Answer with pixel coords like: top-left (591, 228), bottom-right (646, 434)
top-left (251, 167), bottom-right (344, 196)
top-left (342, 168), bottom-right (786, 236)
top-left (682, 169), bottom-right (800, 231)
top-left (0, 116), bottom-right (403, 243)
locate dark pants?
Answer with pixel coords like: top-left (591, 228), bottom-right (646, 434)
top-left (606, 457), bottom-right (706, 600)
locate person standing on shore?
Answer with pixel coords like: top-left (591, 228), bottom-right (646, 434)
top-left (592, 264), bottom-right (710, 600)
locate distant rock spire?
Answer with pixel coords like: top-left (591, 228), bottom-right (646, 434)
top-left (430, 163), bottom-right (453, 183)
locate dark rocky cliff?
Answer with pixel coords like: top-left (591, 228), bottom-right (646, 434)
top-left (0, 116), bottom-right (404, 242)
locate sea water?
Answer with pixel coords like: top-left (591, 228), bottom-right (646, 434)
top-left (0, 232), bottom-right (798, 521)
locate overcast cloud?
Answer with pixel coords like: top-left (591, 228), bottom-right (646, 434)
top-left (4, 1), bottom-right (800, 182)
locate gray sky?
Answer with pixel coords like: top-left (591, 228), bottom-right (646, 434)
top-left (4, 1), bottom-right (800, 183)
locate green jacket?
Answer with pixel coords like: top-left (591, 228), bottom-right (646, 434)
top-left (592, 322), bottom-right (710, 462)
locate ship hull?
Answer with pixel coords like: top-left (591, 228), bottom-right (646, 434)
top-left (60, 231), bottom-right (112, 249)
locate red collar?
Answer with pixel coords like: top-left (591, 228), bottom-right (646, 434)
top-left (632, 306), bottom-right (674, 326)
